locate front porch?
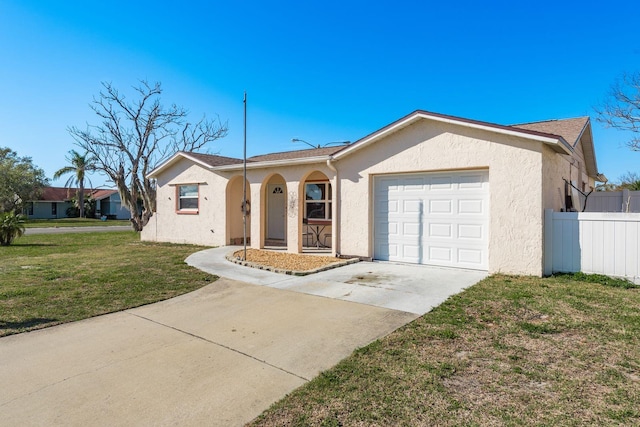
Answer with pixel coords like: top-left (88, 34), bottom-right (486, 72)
top-left (227, 167), bottom-right (337, 256)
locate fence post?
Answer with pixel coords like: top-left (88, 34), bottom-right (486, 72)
top-left (544, 209), bottom-right (554, 276)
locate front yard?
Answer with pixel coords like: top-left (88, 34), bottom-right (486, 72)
top-left (2, 231), bottom-right (639, 425)
top-left (0, 231), bottom-right (215, 336)
top-left (251, 274), bottom-right (640, 426)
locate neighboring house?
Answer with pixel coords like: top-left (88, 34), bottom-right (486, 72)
top-left (93, 189), bottom-right (131, 220)
top-left (142, 110), bottom-right (606, 276)
top-left (24, 187), bottom-right (131, 220)
top-left (24, 187), bottom-right (76, 219)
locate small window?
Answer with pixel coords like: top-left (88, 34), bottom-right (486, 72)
top-left (51, 203), bottom-right (57, 216)
top-left (305, 182), bottom-right (331, 220)
top-left (25, 202), bottom-right (34, 216)
top-left (177, 184), bottom-right (199, 213)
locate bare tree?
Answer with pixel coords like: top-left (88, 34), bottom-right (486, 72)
top-left (595, 71), bottom-right (640, 151)
top-left (69, 81), bottom-right (228, 231)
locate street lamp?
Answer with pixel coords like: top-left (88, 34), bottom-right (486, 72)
top-left (291, 138), bottom-right (350, 149)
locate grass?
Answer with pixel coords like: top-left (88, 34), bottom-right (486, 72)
top-left (0, 231), bottom-right (216, 336)
top-left (23, 218), bottom-right (131, 228)
top-left (250, 274), bottom-right (640, 426)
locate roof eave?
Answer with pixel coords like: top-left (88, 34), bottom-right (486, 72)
top-left (212, 155), bottom-right (332, 171)
top-left (578, 121), bottom-right (603, 180)
top-left (333, 111), bottom-right (572, 159)
top-left (147, 152), bottom-right (227, 179)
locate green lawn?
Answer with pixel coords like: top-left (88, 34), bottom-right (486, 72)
top-left (0, 231), bottom-right (216, 336)
top-left (250, 274), bottom-right (640, 426)
top-left (24, 218), bottom-right (131, 228)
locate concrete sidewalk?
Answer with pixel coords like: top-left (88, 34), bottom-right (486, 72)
top-left (0, 279), bottom-right (416, 426)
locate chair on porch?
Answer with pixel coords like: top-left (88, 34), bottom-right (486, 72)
top-left (323, 233), bottom-right (332, 248)
top-left (302, 218), bottom-right (313, 247)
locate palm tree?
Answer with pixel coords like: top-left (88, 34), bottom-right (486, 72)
top-left (53, 150), bottom-right (96, 218)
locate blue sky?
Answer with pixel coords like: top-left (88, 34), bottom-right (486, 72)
top-left (1, 0), bottom-right (639, 187)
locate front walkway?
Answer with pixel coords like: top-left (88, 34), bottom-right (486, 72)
top-left (187, 246), bottom-right (488, 315)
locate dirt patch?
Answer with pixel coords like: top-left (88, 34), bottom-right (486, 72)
top-left (231, 248), bottom-right (355, 273)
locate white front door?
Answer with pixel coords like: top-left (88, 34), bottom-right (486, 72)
top-left (267, 184), bottom-right (286, 240)
top-left (374, 170), bottom-right (489, 270)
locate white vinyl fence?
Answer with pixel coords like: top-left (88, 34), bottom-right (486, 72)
top-left (585, 189), bottom-right (640, 213)
top-left (544, 210), bottom-right (640, 284)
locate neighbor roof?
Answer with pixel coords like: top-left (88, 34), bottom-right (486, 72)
top-left (36, 187), bottom-right (117, 202)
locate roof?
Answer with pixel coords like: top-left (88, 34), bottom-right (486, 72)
top-left (512, 116), bottom-right (604, 180)
top-left (333, 110), bottom-right (574, 161)
top-left (248, 146), bottom-right (345, 162)
top-left (511, 117), bottom-right (589, 147)
top-left (35, 187), bottom-right (117, 202)
top-left (148, 110), bottom-right (604, 179)
top-left (185, 152), bottom-right (245, 167)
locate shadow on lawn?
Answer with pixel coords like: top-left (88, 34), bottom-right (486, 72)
top-left (11, 243), bottom-right (59, 247)
top-left (0, 318), bottom-right (58, 335)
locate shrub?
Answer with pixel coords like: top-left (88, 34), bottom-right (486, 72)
top-left (0, 211), bottom-right (26, 246)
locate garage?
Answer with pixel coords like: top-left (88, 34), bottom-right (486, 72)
top-left (373, 170), bottom-right (489, 270)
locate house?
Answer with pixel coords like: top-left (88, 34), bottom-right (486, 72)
top-left (24, 187), bottom-right (131, 220)
top-left (93, 189), bottom-right (131, 220)
top-left (141, 110), bottom-right (606, 276)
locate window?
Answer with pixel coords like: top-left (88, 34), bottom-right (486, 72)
top-left (305, 182), bottom-right (331, 219)
top-left (51, 203), bottom-right (57, 216)
top-left (25, 202), bottom-right (34, 216)
top-left (177, 184), bottom-right (199, 213)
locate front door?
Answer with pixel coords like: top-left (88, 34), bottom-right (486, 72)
top-left (267, 184), bottom-right (286, 240)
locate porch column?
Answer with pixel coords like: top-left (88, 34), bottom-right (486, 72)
top-left (327, 161), bottom-right (339, 257)
top-left (250, 182), bottom-right (261, 249)
top-left (286, 180), bottom-right (301, 253)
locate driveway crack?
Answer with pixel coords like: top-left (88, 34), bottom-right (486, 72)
top-left (126, 312), bottom-right (310, 382)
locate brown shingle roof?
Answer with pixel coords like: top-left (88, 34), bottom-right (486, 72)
top-left (184, 152), bottom-right (245, 167)
top-left (511, 117), bottom-right (589, 146)
top-left (37, 187), bottom-right (117, 201)
top-left (91, 189), bottom-right (118, 200)
top-left (247, 146), bottom-right (346, 162)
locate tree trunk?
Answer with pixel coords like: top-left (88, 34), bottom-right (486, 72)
top-left (78, 182), bottom-right (85, 218)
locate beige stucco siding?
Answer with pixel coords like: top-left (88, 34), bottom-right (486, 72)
top-left (141, 161), bottom-right (229, 246)
top-left (336, 119), bottom-right (545, 276)
top-left (541, 143), bottom-right (593, 213)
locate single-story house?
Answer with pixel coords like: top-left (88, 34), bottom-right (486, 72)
top-left (141, 110), bottom-right (606, 276)
top-left (93, 189), bottom-right (131, 220)
top-left (24, 187), bottom-right (131, 220)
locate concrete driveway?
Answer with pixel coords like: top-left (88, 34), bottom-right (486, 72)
top-left (0, 246), bottom-right (486, 426)
top-left (187, 246), bottom-right (488, 315)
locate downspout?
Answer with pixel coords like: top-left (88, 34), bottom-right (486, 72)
top-left (327, 158), bottom-right (340, 257)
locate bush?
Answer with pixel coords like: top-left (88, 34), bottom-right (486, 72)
top-left (0, 211), bottom-right (26, 246)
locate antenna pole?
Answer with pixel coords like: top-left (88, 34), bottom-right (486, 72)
top-left (243, 92), bottom-right (247, 261)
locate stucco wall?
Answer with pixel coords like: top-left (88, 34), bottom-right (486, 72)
top-left (541, 144), bottom-right (593, 213)
top-left (141, 161), bottom-right (229, 246)
top-left (335, 119), bottom-right (545, 276)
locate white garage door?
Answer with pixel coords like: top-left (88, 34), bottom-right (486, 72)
top-left (374, 170), bottom-right (489, 270)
